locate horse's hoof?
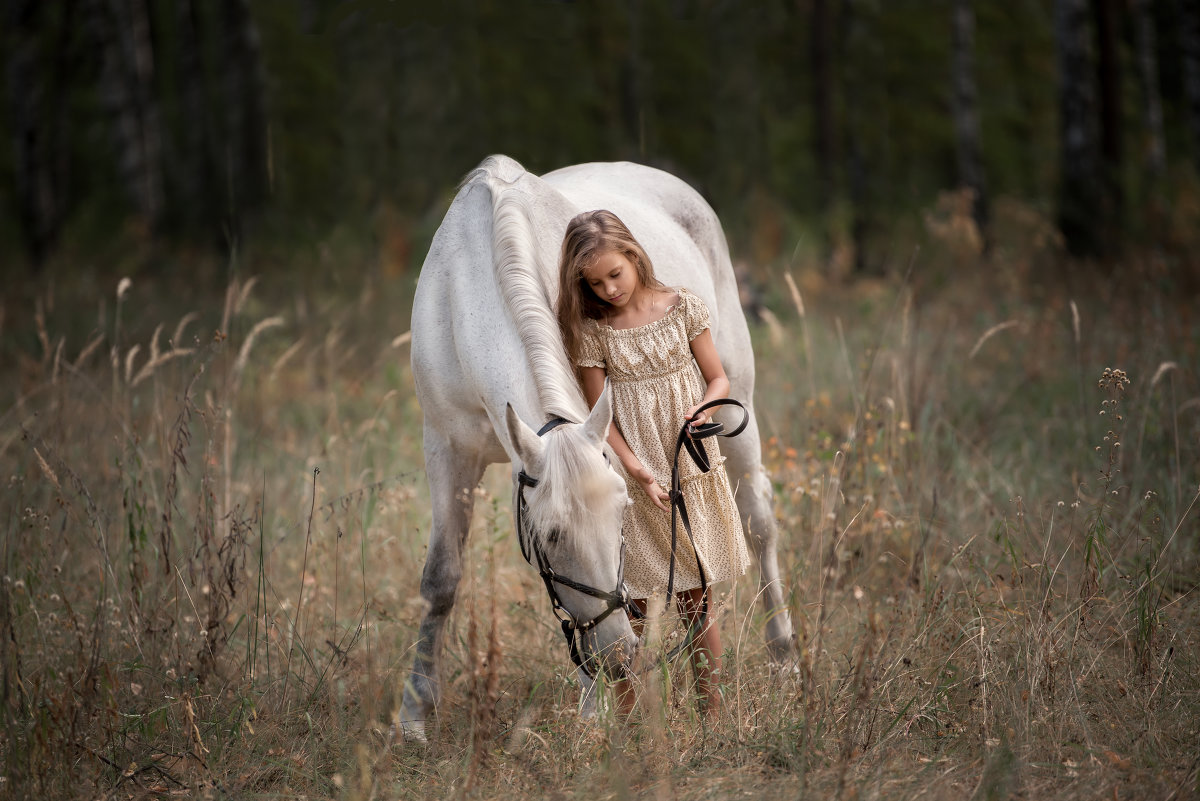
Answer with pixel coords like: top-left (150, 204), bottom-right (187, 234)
top-left (768, 660), bottom-right (802, 677)
top-left (577, 690), bottom-right (599, 720)
top-left (396, 719), bottom-right (427, 744)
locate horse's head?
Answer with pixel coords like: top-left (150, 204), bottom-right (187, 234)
top-left (505, 385), bottom-right (638, 678)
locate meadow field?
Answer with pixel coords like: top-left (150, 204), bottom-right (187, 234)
top-left (2, 206), bottom-right (1198, 799)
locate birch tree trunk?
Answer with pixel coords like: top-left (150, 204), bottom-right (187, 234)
top-left (1054, 0), bottom-right (1101, 258)
top-left (951, 0), bottom-right (989, 240)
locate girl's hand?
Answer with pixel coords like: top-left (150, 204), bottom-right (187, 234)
top-left (684, 404), bottom-right (708, 431)
top-left (631, 465), bottom-right (670, 511)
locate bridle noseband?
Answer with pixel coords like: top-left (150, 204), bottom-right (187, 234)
top-left (516, 417), bottom-right (644, 678)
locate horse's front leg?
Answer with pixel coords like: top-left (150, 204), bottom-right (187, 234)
top-left (398, 430), bottom-right (485, 742)
top-left (724, 414), bottom-right (796, 662)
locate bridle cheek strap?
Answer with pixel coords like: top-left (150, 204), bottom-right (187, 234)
top-left (515, 416), bottom-right (642, 679)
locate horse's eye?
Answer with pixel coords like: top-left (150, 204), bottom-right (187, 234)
top-left (546, 528), bottom-right (562, 545)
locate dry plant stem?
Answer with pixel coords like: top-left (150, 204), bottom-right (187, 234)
top-left (248, 477), bottom-right (267, 682)
top-left (835, 317), bottom-right (862, 421)
top-left (1070, 300), bottom-right (1085, 433)
top-left (282, 467), bottom-right (320, 708)
top-left (784, 271), bottom-right (817, 401)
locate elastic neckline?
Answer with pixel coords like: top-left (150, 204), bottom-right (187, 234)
top-left (598, 287), bottom-right (686, 334)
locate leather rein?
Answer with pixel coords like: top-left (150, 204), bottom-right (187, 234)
top-left (515, 398), bottom-right (749, 679)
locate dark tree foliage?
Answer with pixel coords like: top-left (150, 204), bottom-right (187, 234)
top-left (2, 0), bottom-right (1199, 274)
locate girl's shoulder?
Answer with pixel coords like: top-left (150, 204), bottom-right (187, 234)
top-left (674, 286), bottom-right (711, 339)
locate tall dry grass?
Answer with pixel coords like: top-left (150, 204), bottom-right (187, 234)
top-left (2, 210), bottom-right (1198, 799)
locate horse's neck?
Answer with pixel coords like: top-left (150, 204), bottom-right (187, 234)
top-left (485, 174), bottom-right (587, 425)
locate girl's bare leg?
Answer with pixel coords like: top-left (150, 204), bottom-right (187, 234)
top-left (678, 587), bottom-right (723, 714)
top-left (613, 599), bottom-right (647, 718)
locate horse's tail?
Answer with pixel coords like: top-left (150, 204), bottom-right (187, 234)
top-left (462, 156), bottom-right (587, 423)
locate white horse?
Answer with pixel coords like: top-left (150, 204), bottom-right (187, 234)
top-left (399, 155), bottom-right (793, 741)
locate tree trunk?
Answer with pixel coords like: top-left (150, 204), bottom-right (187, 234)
top-left (1054, 0), bottom-right (1102, 258)
top-left (221, 0), bottom-right (269, 241)
top-left (1133, 0), bottom-right (1166, 177)
top-left (951, 0), bottom-right (989, 241)
top-left (86, 0), bottom-right (165, 232)
top-left (1180, 0), bottom-right (1200, 162)
top-left (811, 0), bottom-right (834, 216)
top-left (168, 0), bottom-right (218, 233)
top-left (840, 0), bottom-right (870, 275)
top-left (1092, 0), bottom-right (1123, 246)
top-left (6, 0), bottom-right (79, 267)
top-left (620, 0), bottom-right (645, 159)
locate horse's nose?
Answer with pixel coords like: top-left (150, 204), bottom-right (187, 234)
top-left (586, 622), bottom-right (639, 679)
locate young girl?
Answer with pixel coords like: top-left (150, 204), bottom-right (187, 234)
top-left (556, 209), bottom-right (750, 714)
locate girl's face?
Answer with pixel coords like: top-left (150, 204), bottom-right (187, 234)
top-left (581, 251), bottom-right (640, 308)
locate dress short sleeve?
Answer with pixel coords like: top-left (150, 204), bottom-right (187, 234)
top-left (682, 289), bottom-right (711, 341)
top-left (575, 320), bottom-right (606, 368)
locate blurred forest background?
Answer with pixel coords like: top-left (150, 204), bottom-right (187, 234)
top-left (4, 3), bottom-right (1200, 798)
top-left (5, 0), bottom-right (1200, 287)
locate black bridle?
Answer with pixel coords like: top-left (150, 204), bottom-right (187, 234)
top-left (515, 399), bottom-right (750, 679)
top-left (516, 417), bottom-right (644, 678)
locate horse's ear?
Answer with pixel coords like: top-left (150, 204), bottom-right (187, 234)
top-left (581, 380), bottom-right (613, 445)
top-left (505, 403), bottom-right (544, 469)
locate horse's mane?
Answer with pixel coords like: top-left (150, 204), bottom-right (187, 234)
top-left (462, 156), bottom-right (589, 424)
top-left (529, 424), bottom-right (627, 546)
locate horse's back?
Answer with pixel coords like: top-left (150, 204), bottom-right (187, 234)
top-left (413, 156), bottom-right (753, 455)
top-left (542, 161), bottom-right (752, 395)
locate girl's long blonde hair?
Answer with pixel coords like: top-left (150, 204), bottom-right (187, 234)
top-left (556, 210), bottom-right (665, 370)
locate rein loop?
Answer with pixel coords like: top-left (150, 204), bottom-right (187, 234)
top-left (662, 397), bottom-right (750, 662)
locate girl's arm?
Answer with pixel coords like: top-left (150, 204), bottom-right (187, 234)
top-left (581, 365), bottom-right (670, 511)
top-left (685, 329), bottom-right (731, 427)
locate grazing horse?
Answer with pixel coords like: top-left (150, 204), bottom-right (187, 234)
top-left (399, 155), bottom-right (794, 741)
